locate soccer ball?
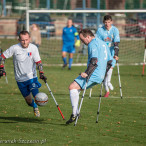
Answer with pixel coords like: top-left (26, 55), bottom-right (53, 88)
top-left (35, 92), bottom-right (48, 106)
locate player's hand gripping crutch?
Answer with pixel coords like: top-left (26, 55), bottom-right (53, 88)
top-left (74, 77), bottom-right (89, 126)
top-left (117, 61), bottom-right (122, 99)
top-left (43, 77), bottom-right (65, 120)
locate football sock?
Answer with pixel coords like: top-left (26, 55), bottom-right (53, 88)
top-left (28, 98), bottom-right (38, 108)
top-left (70, 89), bottom-right (79, 116)
top-left (31, 88), bottom-right (39, 98)
top-left (104, 68), bottom-right (113, 92)
top-left (62, 57), bottom-right (67, 65)
top-left (103, 77), bottom-right (109, 92)
top-left (107, 68), bottom-right (113, 90)
top-left (69, 58), bottom-right (73, 69)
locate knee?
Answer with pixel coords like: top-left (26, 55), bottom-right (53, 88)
top-left (69, 83), bottom-right (74, 90)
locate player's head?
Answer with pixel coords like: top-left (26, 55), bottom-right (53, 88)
top-left (67, 18), bottom-right (73, 28)
top-left (18, 30), bottom-right (30, 48)
top-left (103, 15), bottom-right (113, 30)
top-left (79, 29), bottom-right (95, 45)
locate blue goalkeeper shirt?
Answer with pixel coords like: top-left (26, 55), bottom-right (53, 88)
top-left (96, 25), bottom-right (120, 57)
top-left (62, 25), bottom-right (79, 46)
top-left (88, 37), bottom-right (113, 83)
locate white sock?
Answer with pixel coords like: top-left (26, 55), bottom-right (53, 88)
top-left (107, 68), bottom-right (114, 90)
top-left (103, 76), bottom-right (109, 92)
top-left (69, 89), bottom-right (80, 116)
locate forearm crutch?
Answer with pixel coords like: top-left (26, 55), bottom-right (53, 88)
top-left (89, 88), bottom-right (92, 98)
top-left (44, 78), bottom-right (65, 120)
top-left (74, 78), bottom-right (88, 126)
top-left (117, 61), bottom-right (122, 99)
top-left (96, 82), bottom-right (103, 123)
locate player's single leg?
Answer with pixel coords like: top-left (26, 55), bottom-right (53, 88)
top-left (25, 94), bottom-right (40, 117)
top-left (68, 53), bottom-right (73, 70)
top-left (103, 76), bottom-right (110, 97)
top-left (103, 68), bottom-right (113, 97)
top-left (62, 51), bottom-right (67, 68)
top-left (29, 78), bottom-right (42, 117)
top-left (17, 79), bottom-right (40, 117)
top-left (66, 81), bottom-right (81, 124)
top-left (66, 76), bottom-right (97, 124)
top-left (106, 68), bottom-right (114, 90)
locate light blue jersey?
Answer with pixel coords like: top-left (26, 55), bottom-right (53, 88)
top-left (97, 25), bottom-right (120, 57)
top-left (88, 37), bottom-right (112, 83)
top-left (75, 37), bottom-right (112, 89)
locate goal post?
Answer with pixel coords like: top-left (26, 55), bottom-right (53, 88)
top-left (26, 9), bottom-right (146, 65)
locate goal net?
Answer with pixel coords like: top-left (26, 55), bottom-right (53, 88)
top-left (26, 10), bottom-right (146, 65)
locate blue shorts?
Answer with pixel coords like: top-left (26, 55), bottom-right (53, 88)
top-left (17, 77), bottom-right (41, 98)
top-left (74, 75), bottom-right (98, 90)
top-left (62, 44), bottom-right (75, 53)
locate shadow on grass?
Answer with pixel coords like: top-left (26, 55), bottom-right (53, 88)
top-left (0, 116), bottom-right (68, 126)
top-left (0, 116), bottom-right (45, 124)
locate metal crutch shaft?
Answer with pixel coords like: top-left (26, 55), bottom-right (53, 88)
top-left (74, 80), bottom-right (88, 126)
top-left (117, 61), bottom-right (123, 99)
top-left (96, 83), bottom-right (103, 123)
top-left (44, 79), bottom-right (65, 120)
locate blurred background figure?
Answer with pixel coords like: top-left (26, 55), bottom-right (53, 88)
top-left (62, 18), bottom-right (80, 70)
top-left (30, 24), bottom-right (41, 49)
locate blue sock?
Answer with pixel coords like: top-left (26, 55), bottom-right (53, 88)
top-left (28, 98), bottom-right (38, 108)
top-left (31, 88), bottom-right (39, 98)
top-left (69, 58), bottom-right (73, 69)
top-left (62, 57), bottom-right (67, 65)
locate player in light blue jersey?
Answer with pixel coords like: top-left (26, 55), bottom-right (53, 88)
top-left (96, 15), bottom-right (120, 97)
top-left (62, 18), bottom-right (80, 70)
top-left (66, 29), bottom-right (113, 124)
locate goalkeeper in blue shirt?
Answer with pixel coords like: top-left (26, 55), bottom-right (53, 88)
top-left (96, 15), bottom-right (120, 97)
top-left (62, 18), bottom-right (80, 70)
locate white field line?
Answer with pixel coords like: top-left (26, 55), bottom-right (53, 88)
top-left (43, 63), bottom-right (145, 67)
top-left (0, 96), bottom-right (145, 100)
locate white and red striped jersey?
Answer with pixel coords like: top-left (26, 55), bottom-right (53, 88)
top-left (3, 43), bottom-right (41, 82)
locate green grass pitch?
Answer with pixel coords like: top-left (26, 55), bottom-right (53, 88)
top-left (0, 59), bottom-right (146, 145)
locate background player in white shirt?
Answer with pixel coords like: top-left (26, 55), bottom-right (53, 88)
top-left (96, 15), bottom-right (120, 97)
top-left (0, 31), bottom-right (46, 117)
top-left (66, 29), bottom-right (113, 124)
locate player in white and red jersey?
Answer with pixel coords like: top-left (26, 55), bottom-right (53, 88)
top-left (0, 31), bottom-right (47, 117)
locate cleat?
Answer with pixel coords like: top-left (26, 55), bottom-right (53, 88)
top-left (62, 64), bottom-right (67, 69)
top-left (68, 68), bottom-right (71, 70)
top-left (34, 108), bottom-right (40, 117)
top-left (104, 92), bottom-right (110, 98)
top-left (66, 114), bottom-right (76, 124)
